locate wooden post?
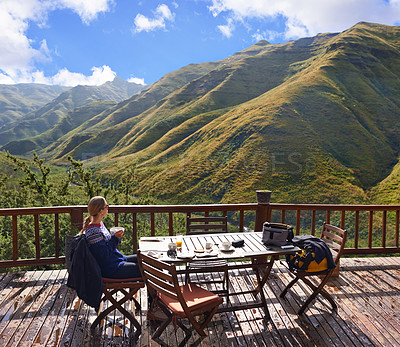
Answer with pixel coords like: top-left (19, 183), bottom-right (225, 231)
top-left (70, 208), bottom-right (83, 235)
top-left (254, 190), bottom-right (272, 232)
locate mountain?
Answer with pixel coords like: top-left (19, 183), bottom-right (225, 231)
top-left (4, 22), bottom-right (400, 205)
top-left (2, 100), bottom-right (117, 156)
top-left (33, 58), bottom-right (237, 160)
top-left (0, 84), bottom-right (68, 127)
top-left (0, 77), bottom-right (145, 146)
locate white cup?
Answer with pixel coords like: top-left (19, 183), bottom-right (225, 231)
top-left (205, 242), bottom-right (213, 250)
top-left (110, 226), bottom-right (124, 234)
top-left (168, 242), bottom-right (177, 251)
top-left (222, 241), bottom-right (231, 250)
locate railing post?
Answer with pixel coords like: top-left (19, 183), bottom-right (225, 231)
top-left (255, 190), bottom-right (272, 232)
top-left (70, 208), bottom-right (83, 235)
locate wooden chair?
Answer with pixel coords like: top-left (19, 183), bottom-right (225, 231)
top-left (137, 251), bottom-right (222, 343)
top-left (280, 223), bottom-right (347, 315)
top-left (186, 216), bottom-right (228, 235)
top-left (91, 277), bottom-right (145, 336)
top-left (185, 216), bottom-right (229, 295)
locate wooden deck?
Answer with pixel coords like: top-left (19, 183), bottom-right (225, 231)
top-left (0, 257), bottom-right (399, 347)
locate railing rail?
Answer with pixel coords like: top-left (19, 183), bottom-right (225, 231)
top-left (0, 194), bottom-right (399, 269)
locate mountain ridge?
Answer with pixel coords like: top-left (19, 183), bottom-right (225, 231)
top-left (0, 77), bottom-right (145, 147)
top-left (0, 84), bottom-right (68, 127)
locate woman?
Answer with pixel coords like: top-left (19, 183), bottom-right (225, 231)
top-left (81, 196), bottom-right (141, 279)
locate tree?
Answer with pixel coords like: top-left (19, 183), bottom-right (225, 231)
top-left (66, 156), bottom-right (108, 199)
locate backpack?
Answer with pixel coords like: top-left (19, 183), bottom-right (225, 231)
top-left (286, 235), bottom-right (335, 273)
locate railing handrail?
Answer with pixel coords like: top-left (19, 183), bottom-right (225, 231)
top-left (269, 203), bottom-right (400, 210)
top-left (0, 203), bottom-right (258, 215)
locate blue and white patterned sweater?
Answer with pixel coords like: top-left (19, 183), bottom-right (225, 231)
top-left (85, 222), bottom-right (126, 277)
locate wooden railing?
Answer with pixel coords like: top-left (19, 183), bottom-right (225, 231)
top-left (0, 203), bottom-right (258, 269)
top-left (267, 203), bottom-right (400, 255)
top-left (0, 195), bottom-right (399, 268)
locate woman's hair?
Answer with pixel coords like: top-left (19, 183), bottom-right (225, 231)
top-left (80, 196), bottom-right (106, 233)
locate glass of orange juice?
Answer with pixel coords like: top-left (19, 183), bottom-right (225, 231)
top-left (176, 233), bottom-right (183, 251)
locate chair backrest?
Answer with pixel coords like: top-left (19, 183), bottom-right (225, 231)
top-left (320, 222), bottom-right (347, 265)
top-left (137, 251), bottom-right (189, 309)
top-left (186, 216), bottom-right (228, 235)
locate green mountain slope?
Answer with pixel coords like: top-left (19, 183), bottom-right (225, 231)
top-left (370, 159), bottom-right (400, 204)
top-left (39, 56), bottom-right (250, 161)
top-left (0, 77), bottom-right (145, 147)
top-left (93, 22), bottom-right (400, 203)
top-left (2, 100), bottom-right (116, 156)
top-left (0, 84), bottom-right (68, 127)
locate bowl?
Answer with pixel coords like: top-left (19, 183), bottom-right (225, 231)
top-left (221, 241), bottom-right (231, 250)
top-left (110, 226), bottom-right (124, 234)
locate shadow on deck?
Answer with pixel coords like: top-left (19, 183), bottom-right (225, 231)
top-left (0, 256), bottom-right (399, 347)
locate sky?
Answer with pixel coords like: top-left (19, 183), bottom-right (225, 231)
top-left (1, 0), bottom-right (400, 87)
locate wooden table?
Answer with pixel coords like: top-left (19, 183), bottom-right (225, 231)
top-left (139, 232), bottom-right (299, 319)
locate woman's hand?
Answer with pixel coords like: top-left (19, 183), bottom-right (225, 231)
top-left (113, 229), bottom-right (124, 239)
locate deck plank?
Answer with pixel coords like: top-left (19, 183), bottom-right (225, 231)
top-left (1, 257), bottom-right (400, 346)
top-left (6, 269), bottom-right (63, 346)
top-left (343, 258), bottom-right (400, 343)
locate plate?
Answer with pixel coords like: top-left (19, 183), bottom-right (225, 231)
top-left (196, 252), bottom-right (218, 258)
top-left (140, 237), bottom-right (162, 242)
top-left (147, 251), bottom-right (161, 258)
top-left (177, 253), bottom-right (194, 260)
top-left (220, 247), bottom-right (234, 252)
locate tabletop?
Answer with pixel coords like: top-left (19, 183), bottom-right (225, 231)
top-left (138, 231), bottom-right (300, 263)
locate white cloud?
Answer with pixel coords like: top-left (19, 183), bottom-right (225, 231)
top-left (252, 29), bottom-right (282, 42)
top-left (218, 18), bottom-right (235, 38)
top-left (0, 65), bottom-right (116, 86)
top-left (51, 65), bottom-right (116, 86)
top-left (208, 0), bottom-right (400, 40)
top-left (57, 0), bottom-right (114, 24)
top-left (128, 76), bottom-right (146, 85)
top-left (133, 4), bottom-right (175, 33)
top-left (0, 0), bottom-right (115, 85)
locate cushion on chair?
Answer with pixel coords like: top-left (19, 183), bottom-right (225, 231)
top-left (159, 283), bottom-right (221, 317)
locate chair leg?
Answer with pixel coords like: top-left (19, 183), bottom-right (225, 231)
top-left (152, 313), bottom-right (173, 340)
top-left (91, 287), bottom-right (142, 334)
top-left (200, 305), bottom-right (219, 331)
top-left (224, 269), bottom-right (229, 296)
top-left (186, 314), bottom-right (207, 336)
top-left (280, 277), bottom-right (299, 298)
top-left (297, 274), bottom-right (336, 315)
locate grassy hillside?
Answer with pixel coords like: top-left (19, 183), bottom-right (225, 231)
top-left (2, 100), bottom-right (116, 156)
top-left (0, 78), bottom-right (145, 147)
top-left (40, 59), bottom-right (235, 161)
top-left (370, 159), bottom-right (400, 204)
top-left (94, 22), bottom-right (400, 204)
top-left (0, 84), bottom-right (68, 127)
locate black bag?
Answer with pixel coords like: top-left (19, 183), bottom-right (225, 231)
top-left (262, 222), bottom-right (294, 246)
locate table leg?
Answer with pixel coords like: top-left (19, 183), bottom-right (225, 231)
top-left (252, 255), bottom-right (277, 295)
top-left (253, 262), bottom-right (271, 319)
